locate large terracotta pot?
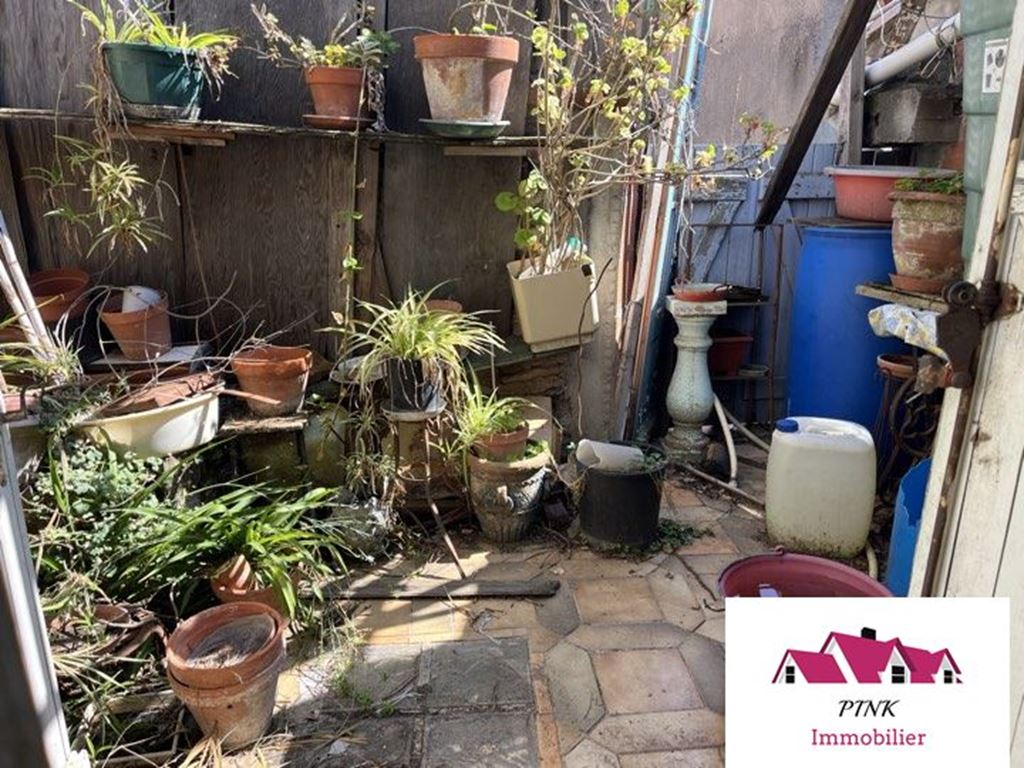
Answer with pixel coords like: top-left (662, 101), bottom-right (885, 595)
top-left (27, 268), bottom-right (90, 323)
top-left (304, 66), bottom-right (368, 124)
top-left (473, 423), bottom-right (529, 461)
top-left (231, 345), bottom-right (312, 417)
top-left (890, 190), bottom-right (965, 294)
top-left (100, 292), bottom-right (172, 361)
top-left (467, 446), bottom-right (551, 543)
top-left (166, 602), bottom-right (286, 749)
top-left (413, 34), bottom-right (519, 121)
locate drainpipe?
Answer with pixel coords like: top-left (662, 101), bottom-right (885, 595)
top-left (633, 0), bottom-right (715, 436)
top-left (865, 13), bottom-right (962, 87)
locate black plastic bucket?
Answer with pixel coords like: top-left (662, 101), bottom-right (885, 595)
top-left (385, 358), bottom-right (440, 412)
top-left (578, 448), bottom-right (667, 549)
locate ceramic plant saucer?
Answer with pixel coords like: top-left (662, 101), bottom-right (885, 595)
top-left (419, 119), bottom-right (510, 139)
top-left (303, 114), bottom-right (374, 130)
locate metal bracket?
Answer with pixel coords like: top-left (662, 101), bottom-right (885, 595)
top-left (920, 279), bottom-right (1021, 392)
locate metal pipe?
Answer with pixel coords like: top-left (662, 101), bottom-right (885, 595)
top-left (865, 540), bottom-right (879, 581)
top-left (865, 14), bottom-right (961, 87)
top-left (681, 462), bottom-right (765, 508)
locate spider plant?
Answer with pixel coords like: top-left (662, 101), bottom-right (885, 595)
top-left (453, 380), bottom-right (528, 459)
top-left (342, 287), bottom-right (504, 411)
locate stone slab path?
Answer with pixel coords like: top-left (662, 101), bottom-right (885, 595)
top-left (239, 470), bottom-right (770, 766)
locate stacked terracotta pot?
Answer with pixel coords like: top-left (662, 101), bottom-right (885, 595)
top-left (166, 602), bottom-right (286, 749)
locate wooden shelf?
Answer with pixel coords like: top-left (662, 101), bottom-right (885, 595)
top-left (855, 281), bottom-right (949, 313)
top-left (220, 412), bottom-right (309, 436)
top-left (0, 108), bottom-right (544, 153)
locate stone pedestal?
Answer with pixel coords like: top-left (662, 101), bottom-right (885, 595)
top-left (662, 297), bottom-right (727, 464)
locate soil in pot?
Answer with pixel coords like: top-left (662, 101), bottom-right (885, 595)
top-left (413, 34), bottom-right (520, 122)
top-left (231, 346), bottom-right (313, 417)
top-left (304, 66), bottom-right (370, 125)
top-left (577, 447), bottom-right (667, 550)
top-left (27, 268), bottom-right (90, 323)
top-left (100, 292), bottom-right (173, 361)
top-left (165, 600), bottom-right (285, 691)
top-left (473, 422), bottom-right (530, 462)
top-left (385, 358), bottom-right (441, 413)
top-left (890, 190), bottom-right (965, 291)
top-left (102, 42), bottom-right (204, 119)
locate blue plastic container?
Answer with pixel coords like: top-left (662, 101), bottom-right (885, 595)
top-left (885, 459), bottom-right (931, 596)
top-left (787, 225), bottom-right (906, 428)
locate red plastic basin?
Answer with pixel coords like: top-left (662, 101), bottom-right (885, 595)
top-left (719, 550), bottom-right (892, 598)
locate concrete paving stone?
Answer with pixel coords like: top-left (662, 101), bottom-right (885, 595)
top-left (593, 649), bottom-right (703, 714)
top-left (408, 599), bottom-right (470, 641)
top-left (717, 513), bottom-right (771, 555)
top-left (564, 738), bottom-right (621, 768)
top-left (673, 523), bottom-right (739, 556)
top-left (677, 633), bottom-right (725, 713)
top-left (554, 551), bottom-right (665, 580)
top-left (679, 553), bottom-right (743, 578)
top-left (556, 717), bottom-right (585, 756)
top-left (351, 599), bottom-right (413, 643)
top-left (341, 644), bottom-right (422, 707)
top-left (573, 578), bottom-right (663, 624)
top-left (332, 715), bottom-right (418, 767)
top-left (590, 709), bottom-right (725, 753)
top-left (660, 505), bottom-right (723, 528)
top-left (566, 622), bottom-right (689, 651)
top-left (485, 624), bottom-right (564, 654)
top-left (696, 616), bottom-right (725, 643)
top-left (663, 484), bottom-right (703, 508)
top-left (423, 712), bottom-right (538, 767)
top-left (619, 748), bottom-right (724, 768)
top-left (462, 598), bottom-right (540, 633)
top-left (535, 581), bottom-right (582, 636)
top-left (421, 637), bottom-right (532, 710)
top-left (647, 559), bottom-right (705, 630)
top-left (543, 640), bottom-right (606, 733)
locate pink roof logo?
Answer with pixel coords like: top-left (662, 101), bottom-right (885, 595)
top-left (772, 627), bottom-right (962, 685)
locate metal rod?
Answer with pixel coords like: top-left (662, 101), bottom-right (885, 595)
top-left (680, 462), bottom-right (765, 507)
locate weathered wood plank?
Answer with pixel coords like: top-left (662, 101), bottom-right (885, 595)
top-left (178, 134), bottom-right (353, 354)
top-left (329, 577), bottom-right (561, 599)
top-left (0, 0), bottom-right (93, 112)
top-left (0, 128), bottom-right (27, 268)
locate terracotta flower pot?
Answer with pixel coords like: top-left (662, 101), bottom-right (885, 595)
top-left (166, 603), bottom-right (286, 750)
top-left (165, 600), bottom-right (286, 691)
top-left (304, 66), bottom-right (369, 125)
top-left (825, 166), bottom-right (956, 222)
top-left (425, 298), bottom-right (463, 314)
top-left (889, 190), bottom-right (965, 294)
top-left (100, 292), bottom-right (172, 361)
top-left (27, 268), bottom-right (90, 323)
top-left (210, 554), bottom-right (297, 615)
top-left (231, 345), bottom-right (312, 417)
top-left (672, 282), bottom-right (727, 302)
top-left (466, 446), bottom-right (551, 543)
top-left (413, 34), bottom-right (520, 122)
top-left (473, 422), bottom-right (529, 461)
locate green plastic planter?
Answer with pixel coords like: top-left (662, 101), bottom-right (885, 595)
top-left (102, 42), bottom-right (203, 117)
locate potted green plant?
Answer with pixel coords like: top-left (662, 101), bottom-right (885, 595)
top-left (252, 3), bottom-right (397, 128)
top-left (134, 484), bottom-right (349, 619)
top-left (69, 0), bottom-right (238, 120)
top-left (494, 2), bottom-right (777, 351)
top-left (889, 173), bottom-right (966, 294)
top-left (345, 288), bottom-right (504, 414)
top-left (454, 381), bottom-right (529, 461)
top-left (414, 3), bottom-right (520, 133)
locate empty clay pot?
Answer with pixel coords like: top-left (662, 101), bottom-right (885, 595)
top-left (100, 292), bottom-right (172, 361)
top-left (165, 601), bottom-right (286, 691)
top-left (304, 66), bottom-right (369, 122)
top-left (424, 298), bottom-right (463, 314)
top-left (231, 346), bottom-right (313, 417)
top-left (27, 268), bottom-right (90, 323)
top-left (413, 34), bottom-right (520, 122)
top-left (890, 190), bottom-right (965, 294)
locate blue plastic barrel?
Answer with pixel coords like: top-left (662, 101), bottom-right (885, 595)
top-left (885, 459), bottom-right (931, 596)
top-left (787, 225), bottom-right (906, 428)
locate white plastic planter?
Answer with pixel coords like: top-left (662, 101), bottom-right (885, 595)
top-left (506, 260), bottom-right (599, 352)
top-left (79, 389), bottom-right (220, 458)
